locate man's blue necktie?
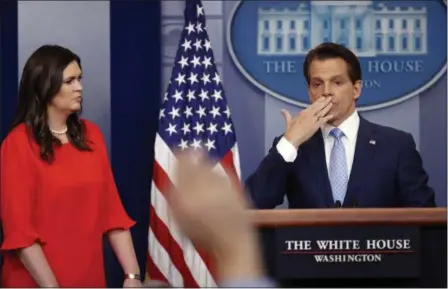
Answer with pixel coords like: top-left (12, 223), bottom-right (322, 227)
top-left (329, 128), bottom-right (348, 204)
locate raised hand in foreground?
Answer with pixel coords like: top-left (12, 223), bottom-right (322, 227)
top-left (167, 152), bottom-right (268, 285)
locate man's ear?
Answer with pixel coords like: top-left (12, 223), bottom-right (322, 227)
top-left (353, 80), bottom-right (362, 101)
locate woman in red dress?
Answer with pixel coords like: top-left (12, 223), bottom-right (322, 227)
top-left (0, 45), bottom-right (141, 287)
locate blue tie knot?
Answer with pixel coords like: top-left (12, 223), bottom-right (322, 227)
top-left (330, 128), bottom-right (344, 139)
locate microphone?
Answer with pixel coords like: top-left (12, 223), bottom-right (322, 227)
top-left (334, 200), bottom-right (342, 208)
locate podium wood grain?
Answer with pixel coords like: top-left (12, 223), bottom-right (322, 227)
top-left (249, 208), bottom-right (447, 227)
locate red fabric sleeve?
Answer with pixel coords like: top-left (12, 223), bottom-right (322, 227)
top-left (103, 157), bottom-right (136, 233)
top-left (0, 128), bottom-right (44, 251)
top-left (87, 121), bottom-right (136, 233)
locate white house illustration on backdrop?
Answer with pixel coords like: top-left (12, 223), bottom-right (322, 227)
top-left (257, 1), bottom-right (427, 56)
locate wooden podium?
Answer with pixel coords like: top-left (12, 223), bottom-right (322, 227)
top-left (250, 208), bottom-right (447, 288)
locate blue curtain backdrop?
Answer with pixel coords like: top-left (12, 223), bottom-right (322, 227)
top-left (0, 0), bottom-right (19, 283)
top-left (0, 1), bottom-right (161, 287)
top-left (0, 0), bottom-right (18, 141)
top-left (107, 0), bottom-right (161, 287)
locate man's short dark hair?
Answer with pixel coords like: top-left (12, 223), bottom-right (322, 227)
top-left (303, 42), bottom-right (362, 85)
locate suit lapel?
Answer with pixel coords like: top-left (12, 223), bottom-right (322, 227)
top-left (306, 131), bottom-right (334, 207)
top-left (343, 117), bottom-right (378, 207)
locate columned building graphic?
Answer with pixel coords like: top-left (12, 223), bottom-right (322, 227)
top-left (257, 1), bottom-right (427, 56)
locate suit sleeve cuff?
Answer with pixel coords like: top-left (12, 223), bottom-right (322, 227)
top-left (276, 137), bottom-right (298, 162)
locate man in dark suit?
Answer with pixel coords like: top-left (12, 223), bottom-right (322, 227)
top-left (245, 42), bottom-right (436, 209)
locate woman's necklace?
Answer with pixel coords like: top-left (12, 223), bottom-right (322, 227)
top-left (50, 127), bottom-right (68, 136)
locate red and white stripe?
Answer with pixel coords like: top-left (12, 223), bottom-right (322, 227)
top-left (147, 133), bottom-right (241, 287)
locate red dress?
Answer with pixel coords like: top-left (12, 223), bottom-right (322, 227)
top-left (0, 120), bottom-right (135, 287)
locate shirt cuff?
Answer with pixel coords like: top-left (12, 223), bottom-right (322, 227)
top-left (276, 136), bottom-right (298, 162)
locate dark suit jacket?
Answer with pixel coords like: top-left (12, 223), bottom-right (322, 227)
top-left (245, 117), bottom-right (436, 209)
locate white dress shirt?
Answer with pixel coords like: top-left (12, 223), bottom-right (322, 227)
top-left (276, 110), bottom-right (360, 178)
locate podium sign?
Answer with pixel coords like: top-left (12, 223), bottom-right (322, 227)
top-left (275, 225), bottom-right (420, 279)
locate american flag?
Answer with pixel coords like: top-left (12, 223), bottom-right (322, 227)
top-left (147, 0), bottom-right (241, 287)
